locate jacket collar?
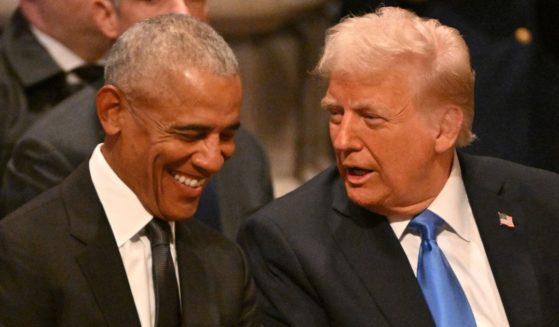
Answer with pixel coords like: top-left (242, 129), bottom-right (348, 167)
top-left (458, 152), bottom-right (543, 325)
top-left (2, 9), bottom-right (64, 87)
top-left (62, 163), bottom-right (142, 327)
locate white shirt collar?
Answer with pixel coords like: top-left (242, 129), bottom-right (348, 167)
top-left (389, 152), bottom-right (472, 242)
top-left (31, 26), bottom-right (85, 73)
top-left (89, 144), bottom-right (175, 247)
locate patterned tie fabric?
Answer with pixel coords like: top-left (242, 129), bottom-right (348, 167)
top-left (145, 219), bottom-right (181, 327)
top-left (408, 210), bottom-right (477, 327)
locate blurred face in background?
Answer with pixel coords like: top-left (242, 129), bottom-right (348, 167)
top-left (114, 0), bottom-right (208, 36)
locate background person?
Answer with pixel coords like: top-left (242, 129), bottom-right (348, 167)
top-left (0, 0), bottom-right (201, 181)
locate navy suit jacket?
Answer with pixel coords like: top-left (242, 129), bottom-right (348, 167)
top-left (239, 153), bottom-right (559, 326)
top-left (0, 163), bottom-right (259, 326)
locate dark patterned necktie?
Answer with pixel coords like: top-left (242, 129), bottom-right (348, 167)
top-left (145, 218), bottom-right (181, 327)
top-left (408, 210), bottom-right (476, 327)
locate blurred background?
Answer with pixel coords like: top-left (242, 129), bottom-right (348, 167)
top-left (2, 0), bottom-right (558, 197)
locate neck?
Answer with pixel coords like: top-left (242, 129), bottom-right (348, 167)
top-left (371, 150), bottom-right (455, 217)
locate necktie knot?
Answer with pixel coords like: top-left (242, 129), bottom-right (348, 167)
top-left (409, 209), bottom-right (444, 242)
top-left (72, 64), bottom-right (104, 83)
top-left (145, 218), bottom-right (172, 247)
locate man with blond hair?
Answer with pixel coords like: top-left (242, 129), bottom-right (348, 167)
top-left (239, 6), bottom-right (559, 326)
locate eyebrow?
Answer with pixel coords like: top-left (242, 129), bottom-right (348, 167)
top-left (170, 122), bottom-right (241, 133)
top-left (320, 96), bottom-right (338, 109)
top-left (321, 97), bottom-right (381, 113)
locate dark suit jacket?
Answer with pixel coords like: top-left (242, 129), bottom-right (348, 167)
top-left (0, 9), bottom-right (87, 180)
top-left (0, 85), bottom-right (274, 239)
top-left (238, 153), bottom-right (559, 326)
top-left (0, 163), bottom-right (259, 326)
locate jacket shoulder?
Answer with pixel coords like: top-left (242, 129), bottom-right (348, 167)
top-left (244, 166), bottom-right (341, 232)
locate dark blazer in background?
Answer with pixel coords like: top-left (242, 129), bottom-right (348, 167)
top-left (0, 163), bottom-right (259, 326)
top-left (0, 9), bottom-right (91, 180)
top-left (0, 85), bottom-right (274, 239)
top-left (238, 153), bottom-right (559, 326)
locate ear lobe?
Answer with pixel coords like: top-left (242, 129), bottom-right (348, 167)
top-left (434, 105), bottom-right (463, 153)
top-left (92, 0), bottom-right (120, 40)
top-left (96, 85), bottom-right (124, 136)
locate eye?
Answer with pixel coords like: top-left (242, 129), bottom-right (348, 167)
top-left (175, 131), bottom-right (206, 142)
top-left (326, 107), bottom-right (344, 124)
top-left (220, 130), bottom-right (236, 142)
top-left (362, 112), bottom-right (385, 127)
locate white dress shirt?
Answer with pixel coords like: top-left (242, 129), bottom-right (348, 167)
top-left (388, 153), bottom-right (509, 327)
top-left (89, 144), bottom-right (179, 327)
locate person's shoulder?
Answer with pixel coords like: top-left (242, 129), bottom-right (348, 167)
top-left (13, 85), bottom-right (101, 162)
top-left (177, 218), bottom-right (247, 268)
top-left (179, 218), bottom-right (241, 251)
top-left (235, 128), bottom-right (265, 152)
top-left (245, 166), bottom-right (340, 229)
top-left (459, 153), bottom-right (559, 202)
top-left (0, 184), bottom-right (66, 243)
top-left (460, 153), bottom-right (559, 183)
top-left (23, 86), bottom-right (98, 138)
top-left (1, 162), bottom-right (92, 229)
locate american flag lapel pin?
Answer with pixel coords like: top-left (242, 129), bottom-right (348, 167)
top-left (498, 212), bottom-right (515, 228)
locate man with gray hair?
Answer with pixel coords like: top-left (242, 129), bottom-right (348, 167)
top-left (0, 14), bottom-right (259, 326)
top-left (239, 6), bottom-right (559, 326)
top-left (0, 0), bottom-right (273, 241)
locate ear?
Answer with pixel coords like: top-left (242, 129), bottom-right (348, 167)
top-left (92, 0), bottom-right (119, 40)
top-left (96, 85), bottom-right (125, 136)
top-left (434, 105), bottom-right (463, 153)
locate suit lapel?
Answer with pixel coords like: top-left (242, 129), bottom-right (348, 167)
top-left (329, 178), bottom-right (434, 326)
top-left (460, 154), bottom-right (543, 325)
top-left (64, 164), bottom-right (141, 327)
top-left (175, 221), bottom-right (219, 326)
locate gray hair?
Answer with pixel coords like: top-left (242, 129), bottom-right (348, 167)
top-left (316, 7), bottom-right (475, 146)
top-left (105, 13), bottom-right (239, 93)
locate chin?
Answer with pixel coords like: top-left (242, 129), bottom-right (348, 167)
top-left (158, 201), bottom-right (200, 221)
top-left (346, 188), bottom-right (383, 212)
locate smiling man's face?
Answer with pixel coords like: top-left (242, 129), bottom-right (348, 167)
top-left (105, 67), bottom-right (242, 221)
top-left (323, 72), bottom-right (444, 216)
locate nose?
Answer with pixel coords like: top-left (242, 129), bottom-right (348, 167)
top-left (184, 0), bottom-right (209, 21)
top-left (168, 0), bottom-right (191, 16)
top-left (191, 134), bottom-right (231, 174)
top-left (331, 112), bottom-right (361, 152)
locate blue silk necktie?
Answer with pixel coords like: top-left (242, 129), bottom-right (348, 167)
top-left (409, 210), bottom-right (476, 327)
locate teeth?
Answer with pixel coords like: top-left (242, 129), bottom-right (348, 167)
top-left (173, 173), bottom-right (205, 187)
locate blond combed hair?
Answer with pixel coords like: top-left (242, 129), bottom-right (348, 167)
top-left (316, 6), bottom-right (475, 146)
